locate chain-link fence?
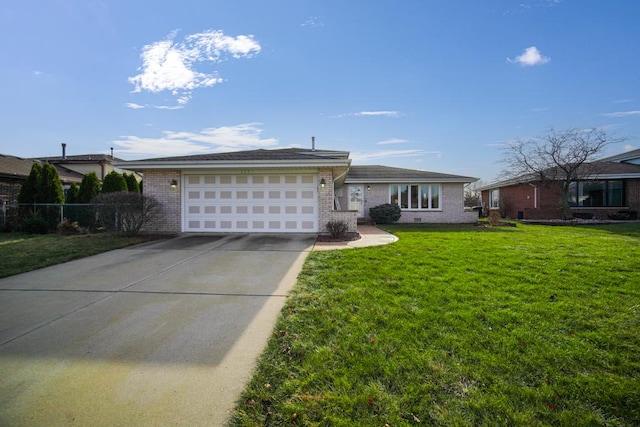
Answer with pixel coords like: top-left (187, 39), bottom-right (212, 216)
top-left (1, 202), bottom-right (97, 232)
top-left (3, 194), bottom-right (160, 236)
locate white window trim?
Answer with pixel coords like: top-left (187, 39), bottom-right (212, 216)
top-left (388, 184), bottom-right (442, 211)
top-left (489, 188), bottom-right (500, 210)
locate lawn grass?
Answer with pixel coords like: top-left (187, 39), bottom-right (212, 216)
top-left (231, 223), bottom-right (640, 426)
top-left (0, 232), bottom-right (160, 278)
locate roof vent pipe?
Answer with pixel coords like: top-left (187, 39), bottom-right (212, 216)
top-left (110, 147), bottom-right (114, 159)
top-left (312, 136), bottom-right (315, 151)
top-left (61, 143), bottom-right (67, 159)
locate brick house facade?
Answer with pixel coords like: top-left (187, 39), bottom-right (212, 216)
top-left (119, 149), bottom-right (478, 234)
top-left (480, 157), bottom-right (640, 220)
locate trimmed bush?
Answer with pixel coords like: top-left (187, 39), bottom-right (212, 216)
top-left (325, 220), bottom-right (348, 238)
top-left (123, 173), bottom-right (140, 193)
top-left (101, 171), bottom-right (128, 193)
top-left (65, 183), bottom-right (79, 203)
top-left (39, 162), bottom-right (64, 204)
top-left (18, 162), bottom-right (42, 204)
top-left (22, 211), bottom-right (49, 234)
top-left (368, 203), bottom-right (402, 224)
top-left (78, 172), bottom-right (101, 203)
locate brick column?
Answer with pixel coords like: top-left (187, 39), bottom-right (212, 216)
top-left (317, 168), bottom-right (334, 233)
top-left (143, 170), bottom-right (181, 234)
top-left (317, 167), bottom-right (358, 233)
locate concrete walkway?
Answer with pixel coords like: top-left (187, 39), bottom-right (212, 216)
top-left (0, 227), bottom-right (396, 426)
top-left (312, 225), bottom-right (398, 251)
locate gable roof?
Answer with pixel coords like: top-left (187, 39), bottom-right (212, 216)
top-left (345, 165), bottom-right (477, 183)
top-left (601, 148), bottom-right (640, 164)
top-left (0, 154), bottom-right (84, 184)
top-left (478, 161), bottom-right (640, 191)
top-left (37, 154), bottom-right (123, 163)
top-left (118, 148), bottom-right (351, 170)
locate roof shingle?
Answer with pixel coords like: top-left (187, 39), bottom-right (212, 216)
top-left (346, 165), bottom-right (477, 182)
top-left (135, 148), bottom-right (350, 162)
top-left (0, 154), bottom-right (84, 183)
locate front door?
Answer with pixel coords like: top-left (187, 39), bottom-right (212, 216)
top-left (348, 185), bottom-right (364, 217)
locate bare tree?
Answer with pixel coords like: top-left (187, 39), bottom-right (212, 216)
top-left (464, 180), bottom-right (484, 207)
top-left (92, 192), bottom-right (161, 236)
top-left (500, 128), bottom-right (623, 219)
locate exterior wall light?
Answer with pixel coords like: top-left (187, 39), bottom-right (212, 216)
top-left (170, 179), bottom-right (178, 190)
top-left (320, 178), bottom-right (326, 189)
top-left (367, 185), bottom-right (371, 191)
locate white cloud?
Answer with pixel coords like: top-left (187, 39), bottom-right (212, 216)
top-left (623, 144), bottom-right (637, 152)
top-left (301, 16), bottom-right (325, 27)
top-left (377, 138), bottom-right (408, 145)
top-left (154, 105), bottom-right (184, 110)
top-left (350, 149), bottom-right (440, 162)
top-left (602, 110), bottom-right (640, 118)
top-left (334, 110), bottom-right (402, 118)
top-left (125, 102), bottom-right (145, 109)
top-left (504, 1), bottom-right (561, 15)
top-left (32, 70), bottom-right (53, 78)
top-left (613, 99), bottom-right (633, 104)
top-left (355, 111), bottom-right (400, 117)
top-left (508, 46), bottom-right (550, 66)
top-left (128, 30), bottom-right (260, 106)
top-left (485, 139), bottom-right (518, 148)
top-left (113, 123), bottom-right (278, 157)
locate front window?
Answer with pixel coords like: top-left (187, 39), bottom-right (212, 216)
top-left (390, 185), bottom-right (399, 205)
top-left (567, 180), bottom-right (624, 207)
top-left (400, 185), bottom-right (409, 209)
top-left (489, 189), bottom-right (499, 209)
top-left (389, 184), bottom-right (441, 210)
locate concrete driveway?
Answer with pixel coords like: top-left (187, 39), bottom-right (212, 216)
top-left (0, 233), bottom-right (316, 426)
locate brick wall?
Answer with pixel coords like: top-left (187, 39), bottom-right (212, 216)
top-left (0, 179), bottom-right (22, 203)
top-left (318, 167), bottom-right (358, 233)
top-left (484, 178), bottom-right (640, 220)
top-left (361, 182), bottom-right (477, 224)
top-left (143, 170), bottom-right (181, 234)
top-left (393, 183), bottom-right (478, 224)
top-left (503, 183), bottom-right (537, 219)
top-left (627, 179), bottom-right (640, 212)
top-left (363, 184), bottom-right (388, 217)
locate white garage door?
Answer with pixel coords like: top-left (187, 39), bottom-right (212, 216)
top-left (183, 173), bottom-right (318, 232)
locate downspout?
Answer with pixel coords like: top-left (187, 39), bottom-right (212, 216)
top-left (528, 183), bottom-right (538, 208)
top-left (333, 169), bottom-right (349, 184)
top-left (331, 169), bottom-right (350, 210)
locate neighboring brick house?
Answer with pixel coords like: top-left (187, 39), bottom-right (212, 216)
top-left (0, 154), bottom-right (83, 203)
top-left (479, 154), bottom-right (640, 220)
top-left (36, 144), bottom-right (142, 182)
top-left (118, 148), bottom-right (478, 234)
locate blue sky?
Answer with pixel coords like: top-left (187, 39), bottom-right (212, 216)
top-left (1, 0), bottom-right (639, 182)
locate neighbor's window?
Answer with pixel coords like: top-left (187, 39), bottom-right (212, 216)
top-left (567, 180), bottom-right (624, 207)
top-left (389, 184), bottom-right (441, 210)
top-left (489, 188), bottom-right (500, 209)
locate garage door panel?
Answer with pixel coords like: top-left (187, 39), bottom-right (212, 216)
top-left (184, 174), bottom-right (318, 233)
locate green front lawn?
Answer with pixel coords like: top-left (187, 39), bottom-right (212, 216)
top-left (231, 223), bottom-right (640, 426)
top-left (0, 232), bottom-right (160, 278)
